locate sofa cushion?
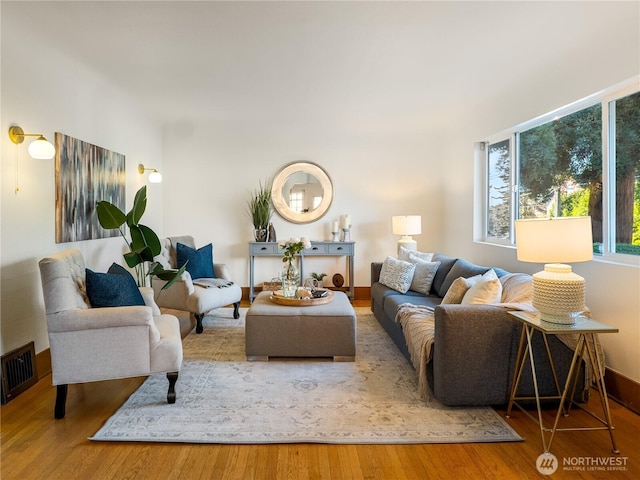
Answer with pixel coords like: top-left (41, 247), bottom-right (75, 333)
top-left (379, 256), bottom-right (416, 294)
top-left (177, 242), bottom-right (215, 279)
top-left (437, 259), bottom-right (491, 297)
top-left (461, 269), bottom-right (503, 304)
top-left (407, 254), bottom-right (440, 295)
top-left (85, 264), bottom-right (145, 308)
top-left (383, 292), bottom-right (442, 322)
top-left (430, 254), bottom-right (457, 296)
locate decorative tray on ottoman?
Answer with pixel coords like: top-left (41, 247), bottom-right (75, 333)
top-left (269, 289), bottom-right (334, 306)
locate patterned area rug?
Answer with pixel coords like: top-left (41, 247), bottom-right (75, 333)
top-left (91, 307), bottom-right (522, 444)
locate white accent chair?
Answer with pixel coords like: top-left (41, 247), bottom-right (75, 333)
top-left (39, 249), bottom-right (183, 419)
top-left (152, 236), bottom-right (242, 334)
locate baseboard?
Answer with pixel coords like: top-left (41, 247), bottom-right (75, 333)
top-left (36, 348), bottom-right (51, 381)
top-left (605, 368), bottom-right (640, 414)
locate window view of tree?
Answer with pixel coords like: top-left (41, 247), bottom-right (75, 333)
top-left (482, 83), bottom-right (639, 259)
top-left (518, 104), bottom-right (603, 247)
top-left (487, 140), bottom-right (511, 239)
top-left (612, 91), bottom-right (640, 255)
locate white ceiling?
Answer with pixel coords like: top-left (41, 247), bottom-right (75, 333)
top-left (4, 1), bottom-right (639, 127)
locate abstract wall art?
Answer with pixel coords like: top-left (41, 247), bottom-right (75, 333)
top-left (55, 132), bottom-right (126, 243)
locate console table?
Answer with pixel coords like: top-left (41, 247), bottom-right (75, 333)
top-left (249, 241), bottom-right (355, 302)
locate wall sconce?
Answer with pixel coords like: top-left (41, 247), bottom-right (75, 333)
top-left (8, 125), bottom-right (56, 159)
top-left (138, 163), bottom-right (162, 183)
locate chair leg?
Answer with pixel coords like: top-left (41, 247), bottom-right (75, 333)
top-left (167, 372), bottom-right (178, 404)
top-left (233, 302), bottom-right (240, 319)
top-left (195, 313), bottom-right (204, 334)
top-left (54, 384), bottom-right (68, 419)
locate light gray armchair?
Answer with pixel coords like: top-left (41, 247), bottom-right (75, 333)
top-left (39, 249), bottom-right (183, 419)
top-left (152, 236), bottom-right (242, 334)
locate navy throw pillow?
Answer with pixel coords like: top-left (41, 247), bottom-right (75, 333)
top-left (177, 242), bottom-right (215, 279)
top-left (85, 264), bottom-right (145, 308)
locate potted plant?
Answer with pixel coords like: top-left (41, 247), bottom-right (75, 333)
top-left (96, 185), bottom-right (186, 289)
top-left (247, 178), bottom-right (273, 242)
top-left (309, 272), bottom-right (327, 289)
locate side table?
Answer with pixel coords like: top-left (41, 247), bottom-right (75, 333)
top-left (505, 310), bottom-right (619, 454)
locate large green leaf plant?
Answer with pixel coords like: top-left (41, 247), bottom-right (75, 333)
top-left (96, 186), bottom-right (186, 290)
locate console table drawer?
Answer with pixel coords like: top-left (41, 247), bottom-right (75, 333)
top-left (328, 243), bottom-right (353, 255)
top-left (304, 244), bottom-right (329, 255)
top-left (250, 243), bottom-right (280, 255)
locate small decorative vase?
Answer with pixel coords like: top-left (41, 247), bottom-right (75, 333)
top-left (282, 261), bottom-right (300, 298)
top-left (254, 228), bottom-right (268, 242)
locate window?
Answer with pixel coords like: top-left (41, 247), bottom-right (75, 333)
top-left (610, 91), bottom-right (640, 255)
top-left (479, 79), bottom-right (640, 261)
top-left (289, 191), bottom-right (303, 213)
top-left (487, 139), bottom-right (511, 239)
top-left (518, 104), bottom-right (603, 244)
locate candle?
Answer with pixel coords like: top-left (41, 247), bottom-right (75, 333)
top-left (332, 220), bottom-right (339, 232)
top-left (342, 214), bottom-right (351, 229)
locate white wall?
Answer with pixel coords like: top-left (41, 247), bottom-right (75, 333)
top-left (0, 19), bottom-right (164, 356)
top-left (161, 119), bottom-right (445, 286)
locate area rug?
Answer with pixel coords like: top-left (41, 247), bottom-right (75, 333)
top-left (91, 307), bottom-right (522, 444)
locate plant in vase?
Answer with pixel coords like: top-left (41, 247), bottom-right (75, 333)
top-left (279, 237), bottom-right (311, 297)
top-left (310, 272), bottom-right (327, 289)
top-left (247, 178), bottom-right (273, 242)
top-left (96, 186), bottom-right (186, 290)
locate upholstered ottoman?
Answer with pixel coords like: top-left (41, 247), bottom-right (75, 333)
top-left (245, 291), bottom-right (356, 361)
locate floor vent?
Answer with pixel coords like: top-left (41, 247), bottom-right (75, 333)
top-left (1, 341), bottom-right (38, 405)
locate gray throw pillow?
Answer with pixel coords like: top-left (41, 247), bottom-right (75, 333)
top-left (407, 253), bottom-right (440, 295)
top-left (379, 256), bottom-right (416, 294)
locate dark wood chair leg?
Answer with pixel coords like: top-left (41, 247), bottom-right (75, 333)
top-left (233, 302), bottom-right (240, 319)
top-left (54, 384), bottom-right (68, 419)
top-left (167, 372), bottom-right (178, 404)
top-left (195, 313), bottom-right (204, 334)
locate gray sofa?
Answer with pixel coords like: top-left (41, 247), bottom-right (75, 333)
top-left (371, 253), bottom-right (586, 407)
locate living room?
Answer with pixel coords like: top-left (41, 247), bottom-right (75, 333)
top-left (2, 1), bottom-right (639, 478)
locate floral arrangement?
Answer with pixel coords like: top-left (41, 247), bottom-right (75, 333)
top-left (278, 237), bottom-right (311, 297)
top-left (279, 237), bottom-right (311, 267)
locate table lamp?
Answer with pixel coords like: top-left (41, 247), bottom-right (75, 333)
top-left (515, 216), bottom-right (593, 324)
top-left (392, 215), bottom-right (422, 256)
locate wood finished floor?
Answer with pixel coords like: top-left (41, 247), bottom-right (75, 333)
top-left (2, 303), bottom-right (639, 480)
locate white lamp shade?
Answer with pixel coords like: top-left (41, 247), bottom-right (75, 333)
top-left (148, 171), bottom-right (163, 183)
top-left (516, 216), bottom-right (592, 324)
top-left (392, 215), bottom-right (422, 236)
top-left (515, 216), bottom-right (593, 263)
top-left (28, 138), bottom-right (56, 159)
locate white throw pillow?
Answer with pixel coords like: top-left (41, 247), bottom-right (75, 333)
top-left (407, 253), bottom-right (440, 295)
top-left (441, 274), bottom-right (482, 304)
top-left (461, 269), bottom-right (503, 305)
top-left (398, 246), bottom-right (434, 262)
top-left (379, 256), bottom-right (416, 294)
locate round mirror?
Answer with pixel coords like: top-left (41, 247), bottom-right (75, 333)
top-left (272, 161), bottom-right (333, 224)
